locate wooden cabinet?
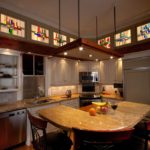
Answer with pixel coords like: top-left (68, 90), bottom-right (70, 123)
top-left (50, 58), bottom-right (79, 86)
top-left (115, 59), bottom-right (123, 83)
top-left (100, 59), bottom-right (123, 84)
top-left (78, 61), bottom-right (100, 72)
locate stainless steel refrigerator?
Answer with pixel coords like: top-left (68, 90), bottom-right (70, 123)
top-left (123, 56), bottom-right (150, 104)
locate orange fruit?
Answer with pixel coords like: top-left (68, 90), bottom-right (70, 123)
top-left (89, 108), bottom-right (96, 116)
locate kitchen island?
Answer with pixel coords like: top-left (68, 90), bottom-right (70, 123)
top-left (38, 101), bottom-right (150, 131)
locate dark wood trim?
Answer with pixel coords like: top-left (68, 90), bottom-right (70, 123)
top-left (115, 40), bottom-right (150, 54)
top-left (81, 38), bottom-right (123, 57)
top-left (54, 38), bottom-right (82, 54)
top-left (0, 36), bottom-right (55, 55)
top-left (55, 38), bottom-right (123, 57)
top-left (0, 36), bottom-right (149, 57)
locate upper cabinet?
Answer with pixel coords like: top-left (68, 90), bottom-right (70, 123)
top-left (49, 58), bottom-right (79, 86)
top-left (0, 52), bottom-right (19, 92)
top-left (78, 61), bottom-right (100, 72)
top-left (100, 59), bottom-right (123, 84)
top-left (23, 54), bottom-right (44, 75)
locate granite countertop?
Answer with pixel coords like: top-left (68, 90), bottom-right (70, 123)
top-left (0, 93), bottom-right (123, 113)
top-left (102, 94), bottom-right (123, 100)
top-left (38, 101), bottom-right (150, 131)
top-left (0, 94), bottom-right (79, 113)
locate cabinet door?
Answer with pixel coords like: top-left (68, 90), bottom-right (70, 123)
top-left (50, 58), bottom-right (78, 85)
top-left (23, 54), bottom-right (33, 75)
top-left (35, 56), bottom-right (44, 75)
top-left (78, 61), bottom-right (89, 72)
top-left (115, 59), bottom-right (123, 83)
top-left (100, 59), bottom-right (116, 84)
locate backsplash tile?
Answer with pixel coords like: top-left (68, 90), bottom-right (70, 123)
top-left (102, 85), bottom-right (118, 95)
top-left (0, 92), bottom-right (17, 104)
top-left (48, 85), bottom-right (78, 96)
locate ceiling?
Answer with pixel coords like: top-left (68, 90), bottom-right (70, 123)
top-left (58, 46), bottom-right (115, 61)
top-left (0, 0), bottom-right (150, 38)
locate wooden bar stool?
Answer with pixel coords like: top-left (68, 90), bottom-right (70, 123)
top-left (28, 111), bottom-right (72, 150)
top-left (72, 127), bottom-right (134, 150)
top-left (134, 120), bottom-right (150, 150)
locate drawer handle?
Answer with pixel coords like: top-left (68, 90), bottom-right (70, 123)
top-left (9, 113), bottom-right (15, 117)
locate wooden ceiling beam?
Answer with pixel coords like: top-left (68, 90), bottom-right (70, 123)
top-left (55, 38), bottom-right (123, 58)
top-left (115, 40), bottom-right (150, 54)
top-left (0, 36), bottom-right (55, 55)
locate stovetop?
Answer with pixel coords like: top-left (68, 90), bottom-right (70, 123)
top-left (79, 93), bottom-right (101, 99)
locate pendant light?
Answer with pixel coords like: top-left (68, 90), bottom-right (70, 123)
top-left (59, 0), bottom-right (61, 47)
top-left (78, 0), bottom-right (83, 51)
top-left (114, 0), bottom-right (117, 34)
top-left (96, 16), bottom-right (98, 42)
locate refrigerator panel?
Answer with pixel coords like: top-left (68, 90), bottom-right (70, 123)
top-left (124, 69), bottom-right (150, 104)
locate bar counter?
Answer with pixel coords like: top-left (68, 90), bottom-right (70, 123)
top-left (38, 101), bottom-right (150, 131)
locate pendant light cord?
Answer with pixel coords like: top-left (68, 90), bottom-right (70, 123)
top-left (96, 16), bottom-right (98, 42)
top-left (59, 0), bottom-right (61, 46)
top-left (78, 0), bottom-right (80, 38)
top-left (114, 0), bottom-right (117, 34)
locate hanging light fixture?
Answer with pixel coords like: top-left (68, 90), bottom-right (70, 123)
top-left (114, 0), bottom-right (117, 34)
top-left (54, 0), bottom-right (122, 60)
top-left (58, 0), bottom-right (61, 47)
top-left (77, 0), bottom-right (83, 51)
top-left (96, 16), bottom-right (98, 42)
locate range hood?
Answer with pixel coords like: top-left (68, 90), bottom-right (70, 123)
top-left (54, 38), bottom-right (123, 61)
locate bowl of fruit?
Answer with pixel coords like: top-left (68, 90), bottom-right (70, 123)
top-left (92, 102), bottom-right (109, 114)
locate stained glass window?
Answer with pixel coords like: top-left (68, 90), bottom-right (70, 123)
top-left (31, 25), bottom-right (49, 44)
top-left (53, 32), bottom-right (67, 46)
top-left (137, 23), bottom-right (150, 41)
top-left (115, 29), bottom-right (131, 47)
top-left (98, 37), bottom-right (111, 48)
top-left (0, 14), bottom-right (25, 37)
top-left (70, 38), bottom-right (75, 42)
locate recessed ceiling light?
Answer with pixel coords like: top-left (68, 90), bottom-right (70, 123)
top-left (110, 56), bottom-right (114, 59)
top-left (79, 46), bottom-right (83, 51)
top-left (95, 59), bottom-right (99, 62)
top-left (64, 52), bottom-right (68, 56)
top-left (89, 54), bottom-right (92, 57)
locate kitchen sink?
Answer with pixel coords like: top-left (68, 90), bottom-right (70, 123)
top-left (27, 99), bottom-right (53, 105)
top-left (33, 99), bottom-right (50, 104)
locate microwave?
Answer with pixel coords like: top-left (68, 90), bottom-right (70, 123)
top-left (79, 72), bottom-right (99, 83)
